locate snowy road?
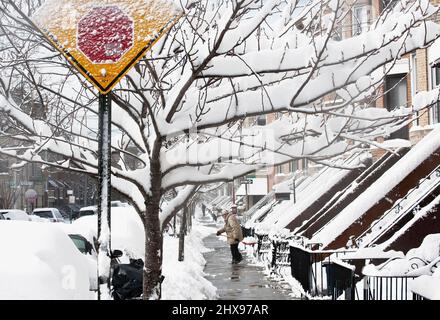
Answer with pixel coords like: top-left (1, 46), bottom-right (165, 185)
top-left (203, 232), bottom-right (295, 300)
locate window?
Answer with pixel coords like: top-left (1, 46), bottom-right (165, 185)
top-left (353, 6), bottom-right (371, 36)
top-left (276, 165), bottom-right (283, 174)
top-left (70, 236), bottom-right (87, 254)
top-left (410, 52), bottom-right (419, 126)
top-left (380, 0), bottom-right (398, 13)
top-left (430, 67), bottom-right (440, 124)
top-left (34, 211), bottom-right (53, 219)
top-left (289, 160), bottom-right (298, 173)
top-left (386, 74), bottom-right (409, 139)
top-left (256, 115), bottom-right (266, 126)
top-left (0, 159), bottom-right (8, 173)
top-left (301, 159), bottom-right (308, 172)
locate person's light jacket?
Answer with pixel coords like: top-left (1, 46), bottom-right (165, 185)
top-left (218, 213), bottom-right (244, 245)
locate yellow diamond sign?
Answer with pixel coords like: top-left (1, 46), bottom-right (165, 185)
top-left (32, 0), bottom-right (182, 94)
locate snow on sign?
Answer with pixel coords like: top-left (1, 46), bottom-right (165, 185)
top-left (32, 0), bottom-right (181, 94)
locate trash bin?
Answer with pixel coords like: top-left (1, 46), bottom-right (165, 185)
top-left (290, 246), bottom-right (312, 292)
top-left (323, 261), bottom-right (354, 300)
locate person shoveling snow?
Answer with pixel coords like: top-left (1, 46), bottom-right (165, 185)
top-left (216, 209), bottom-right (244, 264)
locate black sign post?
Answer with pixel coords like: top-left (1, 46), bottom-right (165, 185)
top-left (97, 93), bottom-right (112, 300)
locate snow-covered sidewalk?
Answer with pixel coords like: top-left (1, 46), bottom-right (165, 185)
top-left (202, 232), bottom-right (294, 300)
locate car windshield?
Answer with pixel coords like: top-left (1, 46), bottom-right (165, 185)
top-left (34, 211), bottom-right (53, 219)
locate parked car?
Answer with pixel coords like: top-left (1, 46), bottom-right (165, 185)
top-left (111, 201), bottom-right (130, 207)
top-left (57, 220), bottom-right (143, 299)
top-left (0, 220), bottom-right (91, 299)
top-left (32, 208), bottom-right (67, 223)
top-left (78, 205), bottom-right (97, 218)
top-left (77, 201), bottom-right (130, 219)
top-left (56, 223), bottom-right (98, 292)
top-left (0, 209), bottom-right (32, 221)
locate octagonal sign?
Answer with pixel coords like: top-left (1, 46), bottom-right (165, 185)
top-left (32, 0), bottom-right (182, 94)
top-left (78, 6), bottom-right (134, 64)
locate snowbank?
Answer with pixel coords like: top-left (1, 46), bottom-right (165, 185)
top-left (0, 221), bottom-right (91, 300)
top-left (162, 225), bottom-right (217, 300)
top-left (73, 206), bottom-right (217, 299)
top-left (362, 234), bottom-right (440, 276)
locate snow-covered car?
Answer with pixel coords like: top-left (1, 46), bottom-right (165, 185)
top-left (59, 216), bottom-right (144, 299)
top-left (73, 206), bottom-right (145, 262)
top-left (0, 209), bottom-right (31, 221)
top-left (56, 223), bottom-right (98, 292)
top-left (111, 201), bottom-right (130, 207)
top-left (0, 221), bottom-right (92, 299)
top-left (32, 207), bottom-right (66, 223)
top-left (0, 212), bottom-right (4, 220)
top-left (78, 205), bottom-right (97, 218)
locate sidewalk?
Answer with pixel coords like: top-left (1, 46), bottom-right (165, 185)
top-left (203, 233), bottom-right (294, 300)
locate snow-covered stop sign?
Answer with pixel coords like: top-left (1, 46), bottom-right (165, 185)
top-left (32, 0), bottom-right (182, 94)
top-left (77, 6), bottom-right (134, 64)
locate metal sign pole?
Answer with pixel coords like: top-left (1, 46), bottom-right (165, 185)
top-left (97, 93), bottom-right (112, 300)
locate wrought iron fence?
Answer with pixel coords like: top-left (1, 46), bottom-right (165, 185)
top-left (362, 276), bottom-right (417, 300)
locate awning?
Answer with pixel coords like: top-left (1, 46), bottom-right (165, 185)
top-left (236, 178), bottom-right (268, 196)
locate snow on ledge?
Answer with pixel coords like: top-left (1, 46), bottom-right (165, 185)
top-left (409, 275), bottom-right (440, 300)
top-left (339, 247), bottom-right (404, 260)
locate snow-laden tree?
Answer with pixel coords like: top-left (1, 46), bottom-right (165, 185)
top-left (1, 0), bottom-right (440, 298)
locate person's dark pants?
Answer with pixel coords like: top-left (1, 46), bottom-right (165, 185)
top-left (230, 243), bottom-right (242, 262)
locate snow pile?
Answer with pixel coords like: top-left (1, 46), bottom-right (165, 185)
top-left (339, 247), bottom-right (404, 260)
top-left (162, 225), bottom-right (217, 300)
top-left (0, 221), bottom-right (91, 300)
top-left (363, 234), bottom-right (440, 277)
top-left (409, 267), bottom-right (440, 300)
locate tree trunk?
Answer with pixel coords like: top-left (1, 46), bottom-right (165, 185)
top-left (143, 198), bottom-right (163, 300)
top-left (143, 139), bottom-right (164, 300)
top-left (178, 207), bottom-right (187, 262)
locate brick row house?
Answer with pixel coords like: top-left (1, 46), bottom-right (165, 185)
top-left (237, 0), bottom-right (440, 300)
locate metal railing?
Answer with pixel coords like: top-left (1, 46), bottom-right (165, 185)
top-left (256, 235), bottom-right (356, 300)
top-left (362, 276), bottom-right (417, 300)
top-left (356, 165), bottom-right (440, 246)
